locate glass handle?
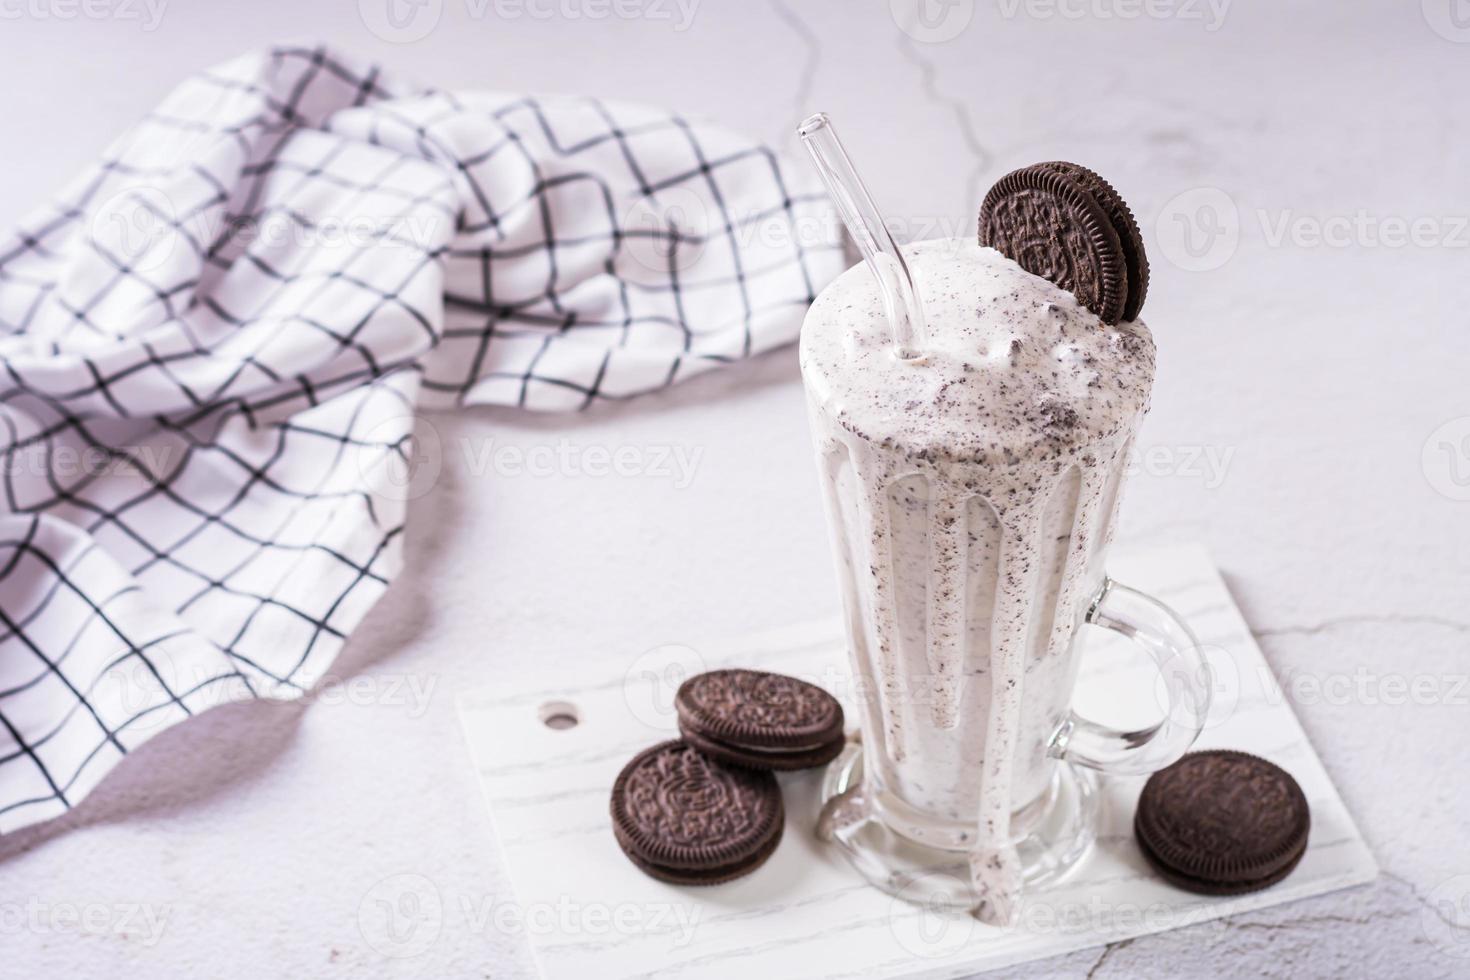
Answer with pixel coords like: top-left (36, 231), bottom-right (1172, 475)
top-left (1050, 578), bottom-right (1211, 775)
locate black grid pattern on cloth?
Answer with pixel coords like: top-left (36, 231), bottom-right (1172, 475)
top-left (0, 43), bottom-right (844, 830)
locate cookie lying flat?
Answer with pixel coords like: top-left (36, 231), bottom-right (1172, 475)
top-left (610, 740), bottom-right (784, 885)
top-left (1134, 750), bottom-right (1310, 895)
top-left (675, 669), bottom-right (845, 771)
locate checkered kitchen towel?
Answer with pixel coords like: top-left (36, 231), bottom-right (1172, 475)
top-left (0, 44), bottom-right (842, 831)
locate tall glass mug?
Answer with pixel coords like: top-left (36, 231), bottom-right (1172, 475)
top-left (800, 238), bottom-right (1211, 917)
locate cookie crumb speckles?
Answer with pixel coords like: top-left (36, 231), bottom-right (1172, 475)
top-left (1036, 398), bottom-right (1080, 433)
top-left (800, 240), bottom-right (1154, 467)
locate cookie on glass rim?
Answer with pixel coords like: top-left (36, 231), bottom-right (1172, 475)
top-left (978, 161), bottom-right (1149, 325)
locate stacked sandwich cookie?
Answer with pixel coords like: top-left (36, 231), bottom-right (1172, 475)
top-left (609, 669), bottom-right (845, 884)
top-left (676, 669), bottom-right (847, 771)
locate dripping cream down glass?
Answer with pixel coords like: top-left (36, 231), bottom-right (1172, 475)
top-left (798, 114), bottom-right (1211, 922)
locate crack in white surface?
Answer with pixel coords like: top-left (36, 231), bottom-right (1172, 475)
top-left (1253, 613), bottom-right (1470, 638)
top-left (1076, 874), bottom-right (1453, 979)
top-left (768, 0), bottom-right (820, 147)
top-left (894, 34), bottom-right (992, 209)
top-left (1083, 937), bottom-right (1134, 979)
top-left (1382, 870), bottom-right (1470, 934)
top-left (1224, 909), bottom-right (1411, 931)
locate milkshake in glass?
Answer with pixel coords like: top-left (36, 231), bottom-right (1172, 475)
top-left (802, 237), bottom-right (1209, 922)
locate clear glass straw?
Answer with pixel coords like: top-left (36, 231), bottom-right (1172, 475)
top-left (798, 112), bottom-right (926, 361)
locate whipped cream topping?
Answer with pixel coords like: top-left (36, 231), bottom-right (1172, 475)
top-left (800, 238), bottom-right (1154, 465)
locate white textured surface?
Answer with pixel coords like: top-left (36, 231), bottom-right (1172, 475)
top-left (1, 2), bottom-right (1468, 978)
top-left (457, 543), bottom-right (1378, 979)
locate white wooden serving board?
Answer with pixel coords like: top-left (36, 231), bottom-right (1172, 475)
top-left (457, 543), bottom-right (1376, 979)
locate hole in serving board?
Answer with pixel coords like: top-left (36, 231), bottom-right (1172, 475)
top-left (538, 701), bottom-right (580, 730)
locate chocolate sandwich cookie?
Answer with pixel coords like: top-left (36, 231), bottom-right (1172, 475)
top-left (1134, 750), bottom-right (1310, 896)
top-left (675, 669), bottom-right (845, 772)
top-left (978, 163), bottom-right (1130, 325)
top-left (678, 720), bottom-right (846, 772)
top-left (1038, 161), bottom-right (1149, 322)
top-left (610, 740), bottom-right (784, 885)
